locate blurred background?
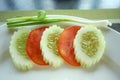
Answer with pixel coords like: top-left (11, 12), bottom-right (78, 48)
top-left (0, 0), bottom-right (120, 10)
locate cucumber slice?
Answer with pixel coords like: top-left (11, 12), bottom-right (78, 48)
top-left (74, 26), bottom-right (105, 68)
top-left (9, 29), bottom-right (33, 70)
top-left (40, 25), bottom-right (64, 68)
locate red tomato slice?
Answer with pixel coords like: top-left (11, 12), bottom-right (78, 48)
top-left (58, 26), bottom-right (81, 66)
top-left (26, 26), bottom-right (48, 65)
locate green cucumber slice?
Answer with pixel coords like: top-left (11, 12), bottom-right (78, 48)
top-left (9, 29), bottom-right (33, 70)
top-left (74, 26), bottom-right (105, 68)
top-left (40, 25), bottom-right (64, 68)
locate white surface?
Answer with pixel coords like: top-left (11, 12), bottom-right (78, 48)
top-left (0, 16), bottom-right (120, 80)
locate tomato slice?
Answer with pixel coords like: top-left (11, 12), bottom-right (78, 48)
top-left (26, 26), bottom-right (48, 65)
top-left (58, 26), bottom-right (81, 66)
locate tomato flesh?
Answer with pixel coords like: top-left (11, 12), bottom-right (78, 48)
top-left (58, 26), bottom-right (81, 66)
top-left (26, 26), bottom-right (48, 65)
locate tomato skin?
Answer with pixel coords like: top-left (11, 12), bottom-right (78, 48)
top-left (26, 26), bottom-right (48, 65)
top-left (58, 26), bottom-right (81, 66)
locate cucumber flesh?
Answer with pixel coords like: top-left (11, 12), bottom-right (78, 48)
top-left (9, 29), bottom-right (33, 70)
top-left (40, 25), bottom-right (64, 68)
top-left (74, 26), bottom-right (105, 68)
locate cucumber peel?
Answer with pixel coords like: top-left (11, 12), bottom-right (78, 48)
top-left (9, 29), bottom-right (33, 70)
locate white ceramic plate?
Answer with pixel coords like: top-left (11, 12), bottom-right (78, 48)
top-left (0, 15), bottom-right (120, 80)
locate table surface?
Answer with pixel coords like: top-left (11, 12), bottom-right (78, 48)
top-left (0, 9), bottom-right (120, 32)
top-left (0, 9), bottom-right (120, 22)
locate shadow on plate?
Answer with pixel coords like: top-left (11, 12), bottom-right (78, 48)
top-left (0, 49), bottom-right (10, 64)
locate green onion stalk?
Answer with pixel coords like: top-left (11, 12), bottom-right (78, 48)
top-left (6, 10), bottom-right (78, 28)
